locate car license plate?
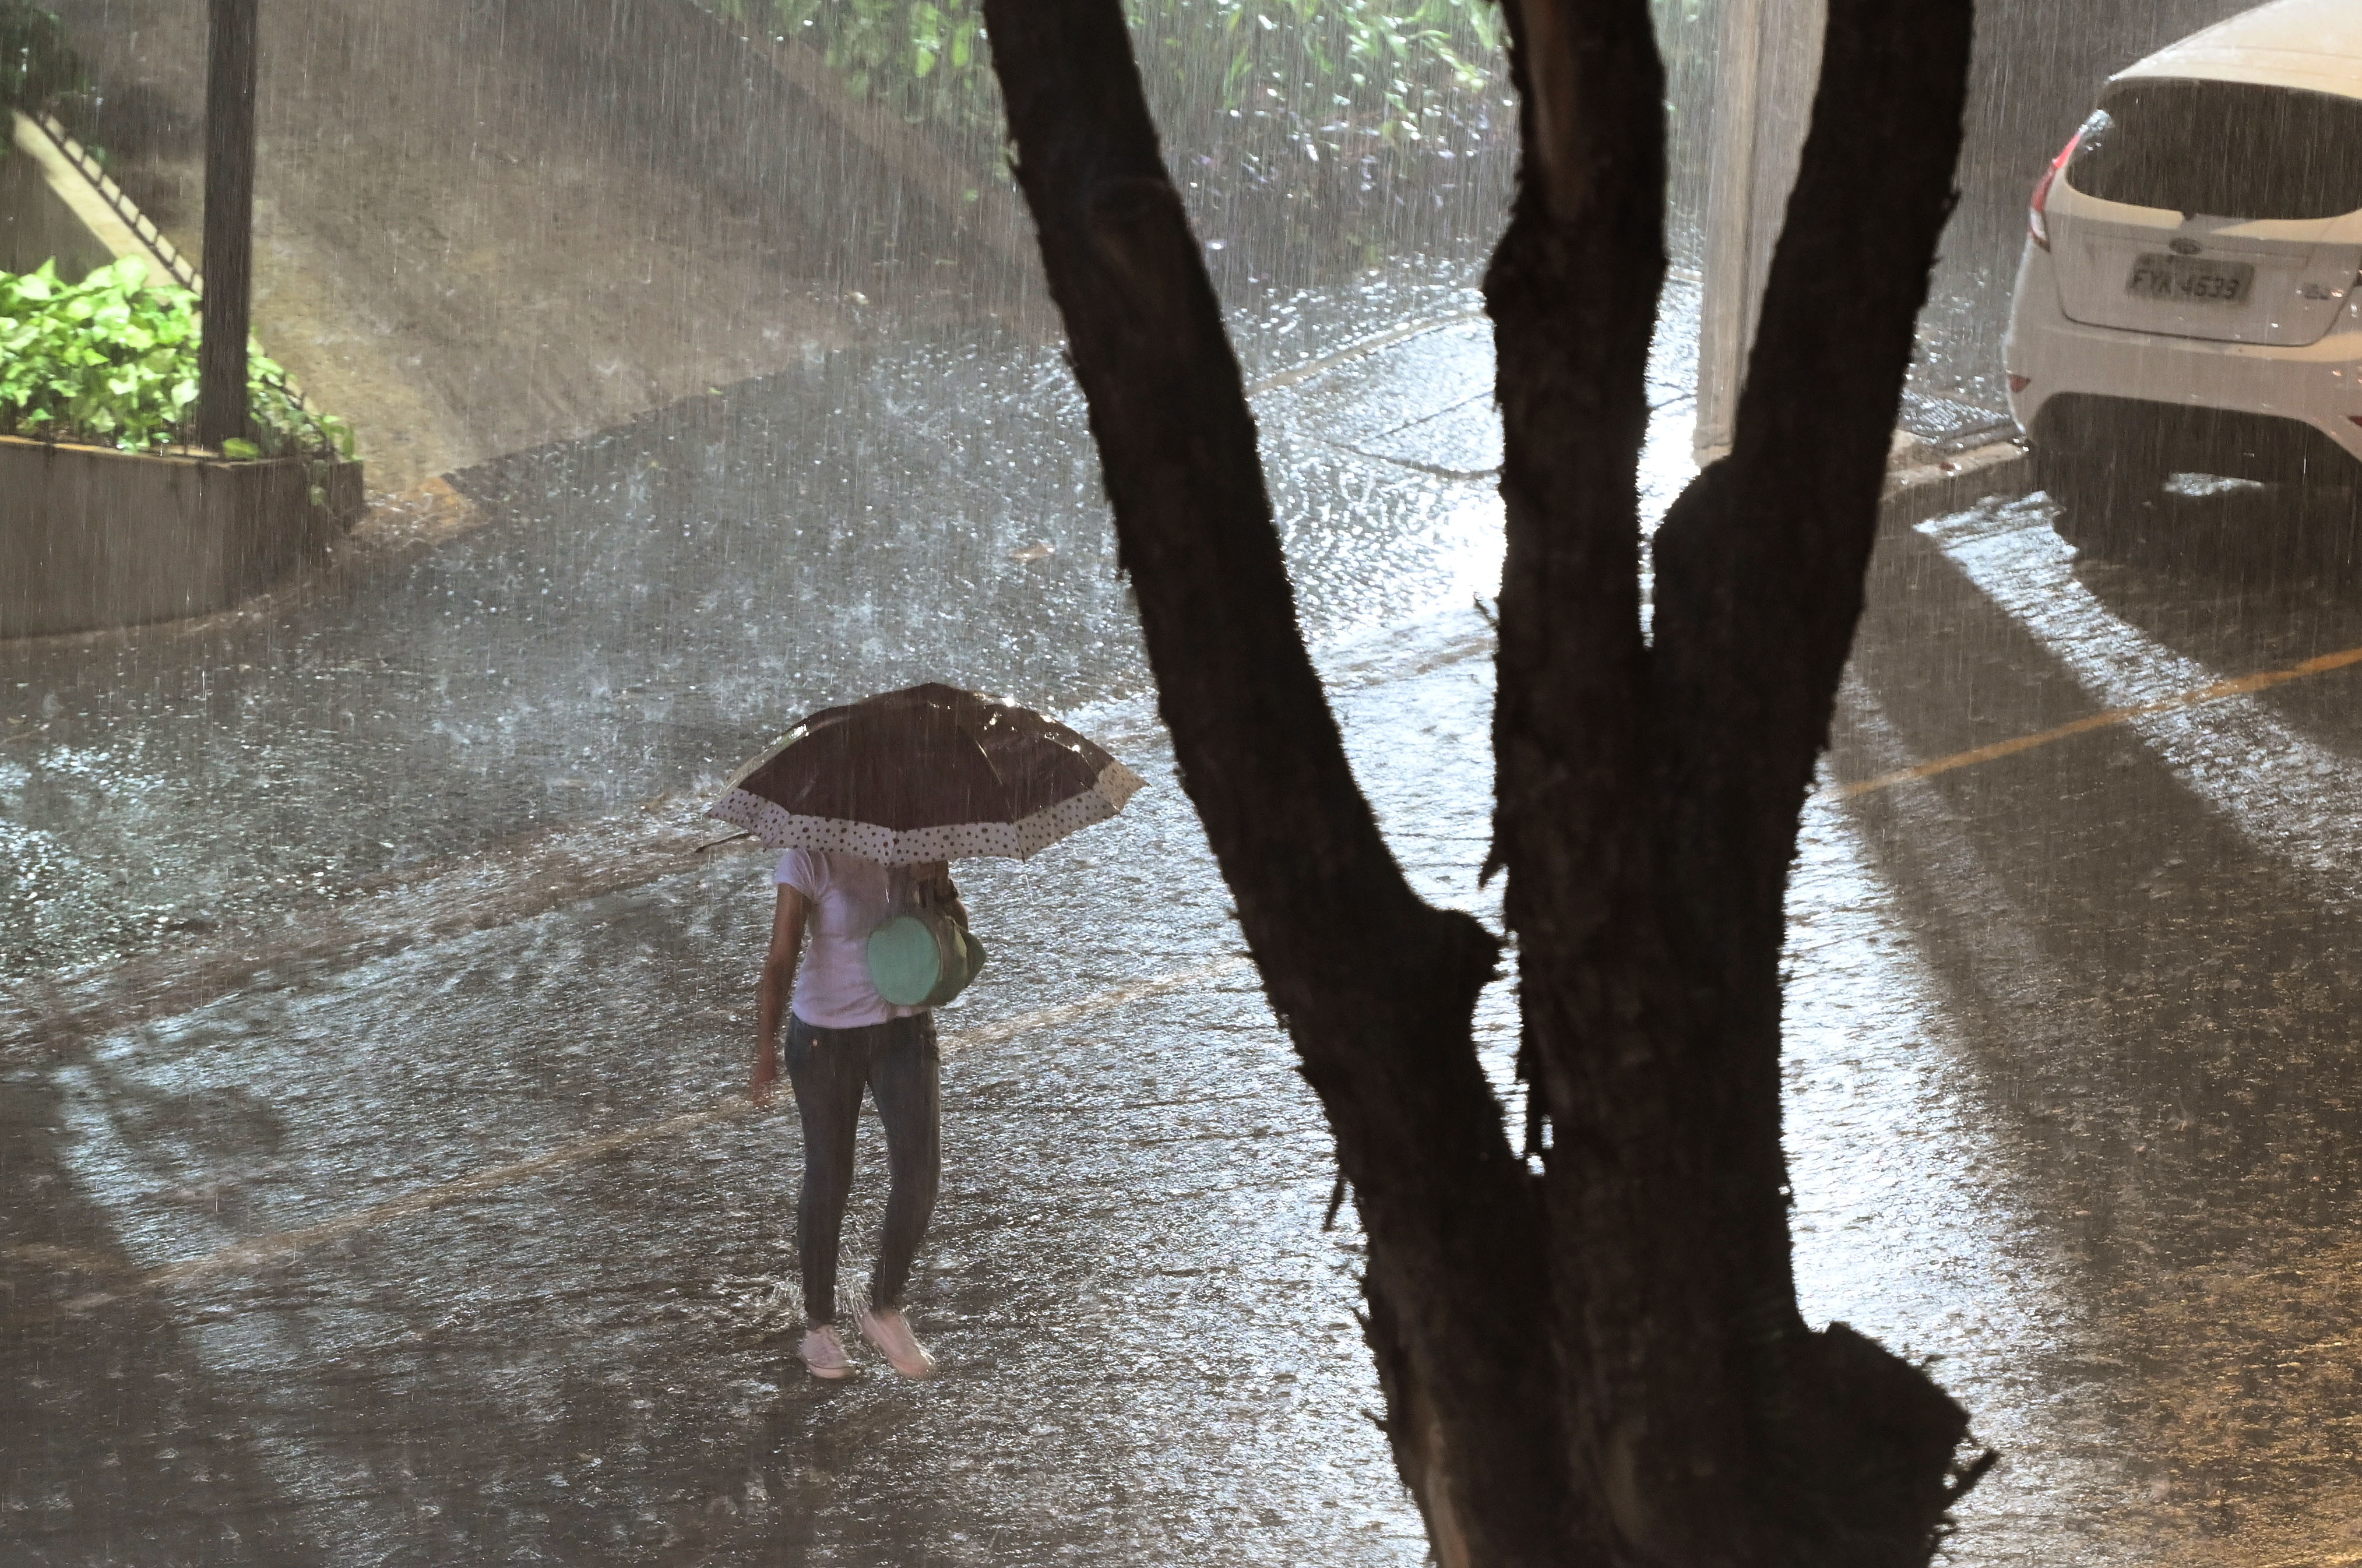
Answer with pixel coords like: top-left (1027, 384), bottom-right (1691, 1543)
top-left (2124, 253), bottom-right (2254, 304)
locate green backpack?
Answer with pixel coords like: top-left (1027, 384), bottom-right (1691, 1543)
top-left (866, 871), bottom-right (986, 1009)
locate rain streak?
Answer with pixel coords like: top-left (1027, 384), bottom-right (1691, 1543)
top-left (4, 0), bottom-right (2361, 1563)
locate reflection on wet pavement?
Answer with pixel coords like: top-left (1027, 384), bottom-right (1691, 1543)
top-left (9, 271), bottom-right (2362, 1563)
top-left (1840, 478), bottom-right (2362, 1562)
top-left (0, 278), bottom-right (1530, 988)
top-left (1, 281), bottom-right (1565, 1565)
top-left (16, 682), bottom-right (1429, 1565)
top-left (1923, 503), bottom-right (2362, 907)
top-left (1785, 782), bottom-right (2128, 1560)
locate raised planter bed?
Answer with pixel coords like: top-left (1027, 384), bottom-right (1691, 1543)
top-left (1, 435), bottom-right (364, 638)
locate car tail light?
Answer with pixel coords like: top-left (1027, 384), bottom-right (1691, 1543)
top-left (2029, 130), bottom-right (2083, 250)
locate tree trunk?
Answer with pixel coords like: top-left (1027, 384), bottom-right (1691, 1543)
top-left (982, 0), bottom-right (1989, 1558)
top-left (197, 0), bottom-right (256, 450)
top-left (1488, 0), bottom-right (1985, 1558)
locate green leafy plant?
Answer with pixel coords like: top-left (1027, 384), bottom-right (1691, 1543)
top-left (743, 0), bottom-right (1501, 155)
top-left (0, 257), bottom-right (354, 462)
top-left (720, 0), bottom-right (1719, 274)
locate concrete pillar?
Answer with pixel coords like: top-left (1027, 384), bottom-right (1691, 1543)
top-left (1693, 0), bottom-right (1824, 462)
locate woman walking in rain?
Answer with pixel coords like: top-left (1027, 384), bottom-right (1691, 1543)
top-left (710, 683), bottom-right (1146, 1381)
top-left (748, 851), bottom-right (959, 1380)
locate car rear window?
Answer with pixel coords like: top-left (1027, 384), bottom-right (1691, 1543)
top-left (2063, 79), bottom-right (2362, 220)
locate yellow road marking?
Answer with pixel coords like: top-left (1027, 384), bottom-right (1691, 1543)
top-left (140, 1104), bottom-right (754, 1292)
top-left (36, 956), bottom-right (1254, 1312)
top-left (1840, 642), bottom-right (2362, 798)
top-left (945, 956), bottom-right (1249, 1052)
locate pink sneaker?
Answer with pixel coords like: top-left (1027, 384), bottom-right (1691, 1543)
top-left (800, 1323), bottom-right (856, 1379)
top-left (857, 1305), bottom-right (936, 1380)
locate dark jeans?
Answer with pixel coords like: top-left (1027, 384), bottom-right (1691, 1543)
top-left (780, 1013), bottom-right (941, 1327)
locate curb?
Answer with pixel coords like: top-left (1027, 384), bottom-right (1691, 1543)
top-left (1879, 439), bottom-right (2033, 528)
top-left (0, 475), bottom-right (467, 654)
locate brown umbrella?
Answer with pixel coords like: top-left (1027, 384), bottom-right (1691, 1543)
top-left (706, 683), bottom-right (1145, 864)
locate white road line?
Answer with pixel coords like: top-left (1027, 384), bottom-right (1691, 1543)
top-left (1921, 508), bottom-right (2362, 905)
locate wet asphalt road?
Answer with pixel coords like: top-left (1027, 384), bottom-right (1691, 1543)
top-left (8, 274), bottom-right (2362, 1565)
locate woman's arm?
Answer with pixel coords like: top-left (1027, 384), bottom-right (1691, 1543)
top-left (920, 859), bottom-right (969, 927)
top-left (750, 883), bottom-right (809, 1105)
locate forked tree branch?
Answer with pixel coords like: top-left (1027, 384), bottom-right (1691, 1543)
top-left (1657, 0), bottom-right (1983, 1553)
top-left (1643, 19), bottom-right (1983, 1541)
top-left (981, 0), bottom-right (1565, 1558)
top-left (990, 0), bottom-right (1981, 1553)
top-left (1488, 0), bottom-right (1981, 1556)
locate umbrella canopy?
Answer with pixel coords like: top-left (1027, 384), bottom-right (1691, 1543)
top-left (707, 683), bottom-right (1145, 863)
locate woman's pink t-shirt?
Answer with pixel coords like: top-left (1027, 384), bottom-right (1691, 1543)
top-left (775, 849), bottom-right (921, 1029)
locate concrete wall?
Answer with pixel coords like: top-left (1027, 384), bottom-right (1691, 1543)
top-left (0, 112), bottom-right (138, 281)
top-left (0, 439), bottom-right (364, 638)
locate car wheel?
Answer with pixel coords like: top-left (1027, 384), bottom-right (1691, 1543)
top-left (2037, 445), bottom-right (2164, 554)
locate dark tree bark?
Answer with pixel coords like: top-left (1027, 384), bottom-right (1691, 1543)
top-left (198, 0), bottom-right (258, 450)
top-left (1491, 0), bottom-right (1987, 1559)
top-left (983, 0), bottom-right (1986, 1559)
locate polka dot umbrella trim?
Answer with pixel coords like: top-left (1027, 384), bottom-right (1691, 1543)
top-left (706, 683), bottom-right (1147, 864)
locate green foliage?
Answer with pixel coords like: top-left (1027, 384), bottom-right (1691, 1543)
top-left (741, 0), bottom-right (1501, 156)
top-left (0, 258), bottom-right (354, 461)
top-left (1182, 0), bottom-right (1501, 140)
top-left (0, 0), bottom-right (83, 116)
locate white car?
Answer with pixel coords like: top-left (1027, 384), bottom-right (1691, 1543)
top-left (2004, 0), bottom-right (2362, 542)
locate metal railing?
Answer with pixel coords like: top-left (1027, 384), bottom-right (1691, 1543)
top-left (23, 110), bottom-right (315, 418)
top-left (29, 110), bottom-right (200, 294)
